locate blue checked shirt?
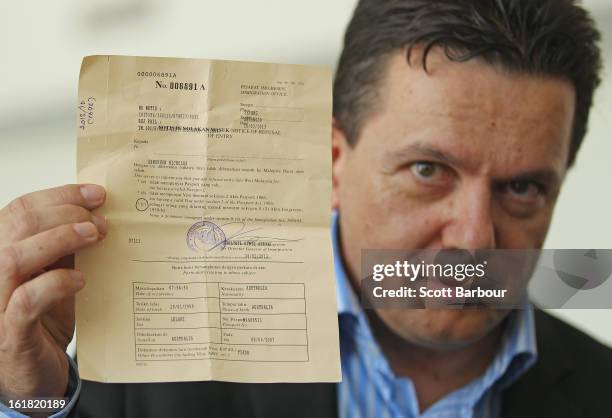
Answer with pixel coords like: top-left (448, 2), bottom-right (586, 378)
top-left (0, 213), bottom-right (537, 418)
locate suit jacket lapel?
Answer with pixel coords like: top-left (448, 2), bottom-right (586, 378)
top-left (501, 310), bottom-right (581, 418)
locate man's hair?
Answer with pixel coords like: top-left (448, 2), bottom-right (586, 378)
top-left (333, 0), bottom-right (602, 167)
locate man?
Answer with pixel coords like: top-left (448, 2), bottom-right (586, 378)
top-left (1, 0), bottom-right (611, 417)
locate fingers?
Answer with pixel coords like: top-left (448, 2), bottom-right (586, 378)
top-left (0, 222), bottom-right (100, 311)
top-left (3, 269), bottom-right (85, 342)
top-left (0, 184), bottom-right (106, 220)
top-left (0, 204), bottom-right (108, 242)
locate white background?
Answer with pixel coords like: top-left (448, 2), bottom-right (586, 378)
top-left (0, 0), bottom-right (611, 345)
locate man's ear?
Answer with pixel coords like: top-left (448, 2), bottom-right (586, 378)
top-left (332, 117), bottom-right (350, 211)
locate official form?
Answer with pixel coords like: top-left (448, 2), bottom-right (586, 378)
top-left (75, 55), bottom-right (340, 383)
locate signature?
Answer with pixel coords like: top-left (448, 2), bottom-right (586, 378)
top-left (209, 222), bottom-right (302, 251)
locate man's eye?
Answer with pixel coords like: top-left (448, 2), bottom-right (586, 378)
top-left (505, 180), bottom-right (543, 200)
top-left (406, 162), bottom-right (454, 192)
top-left (410, 162), bottom-right (441, 180)
top-left (498, 180), bottom-right (547, 217)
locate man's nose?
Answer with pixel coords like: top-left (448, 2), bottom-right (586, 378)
top-left (441, 184), bottom-right (496, 250)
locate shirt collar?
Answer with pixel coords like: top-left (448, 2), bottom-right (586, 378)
top-left (332, 211), bottom-right (361, 318)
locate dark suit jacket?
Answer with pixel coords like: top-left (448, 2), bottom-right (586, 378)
top-left (71, 310), bottom-right (612, 418)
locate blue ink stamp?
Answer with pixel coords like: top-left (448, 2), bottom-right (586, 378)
top-left (186, 221), bottom-right (226, 252)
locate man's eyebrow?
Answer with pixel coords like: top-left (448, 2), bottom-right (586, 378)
top-left (496, 169), bottom-right (562, 190)
top-left (384, 142), bottom-right (466, 169)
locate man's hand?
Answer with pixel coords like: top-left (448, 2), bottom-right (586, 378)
top-left (0, 184), bottom-right (107, 399)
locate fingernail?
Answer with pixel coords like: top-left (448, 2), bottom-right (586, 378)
top-left (80, 185), bottom-right (105, 204)
top-left (91, 214), bottom-right (108, 237)
top-left (73, 222), bottom-right (98, 239)
top-left (71, 270), bottom-right (85, 287)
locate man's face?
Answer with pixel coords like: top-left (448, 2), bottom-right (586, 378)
top-left (332, 48), bottom-right (576, 349)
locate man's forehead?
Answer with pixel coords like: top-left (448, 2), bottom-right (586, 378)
top-left (368, 48), bottom-right (576, 173)
top-left (380, 48), bottom-right (574, 120)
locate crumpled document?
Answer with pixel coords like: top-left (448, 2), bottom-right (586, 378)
top-left (75, 55), bottom-right (340, 383)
